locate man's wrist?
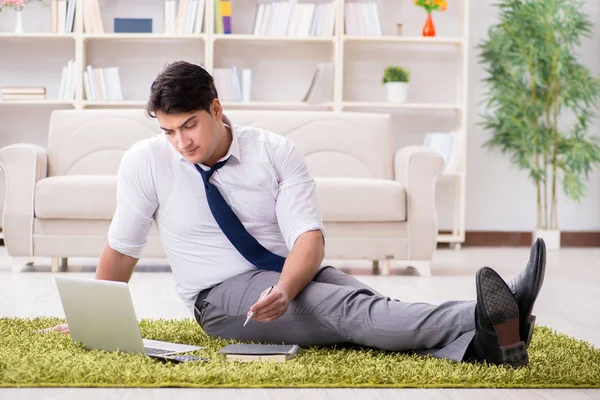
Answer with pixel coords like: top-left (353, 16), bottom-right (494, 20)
top-left (276, 281), bottom-right (296, 302)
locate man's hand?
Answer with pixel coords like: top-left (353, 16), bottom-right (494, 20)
top-left (38, 323), bottom-right (70, 334)
top-left (248, 286), bottom-right (290, 323)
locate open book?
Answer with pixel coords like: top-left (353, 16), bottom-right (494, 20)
top-left (218, 344), bottom-right (300, 362)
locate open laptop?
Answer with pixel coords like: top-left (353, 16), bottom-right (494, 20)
top-left (54, 276), bottom-right (203, 357)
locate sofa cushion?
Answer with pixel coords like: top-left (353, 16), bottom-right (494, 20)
top-left (315, 177), bottom-right (406, 222)
top-left (35, 176), bottom-right (117, 220)
top-left (34, 176), bottom-right (406, 222)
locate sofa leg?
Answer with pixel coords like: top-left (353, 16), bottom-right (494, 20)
top-left (51, 257), bottom-right (69, 273)
top-left (11, 258), bottom-right (34, 273)
top-left (381, 259), bottom-right (391, 276)
top-left (60, 257), bottom-right (69, 271)
top-left (371, 260), bottom-right (379, 275)
top-left (408, 261), bottom-right (432, 277)
top-left (51, 257), bottom-right (59, 273)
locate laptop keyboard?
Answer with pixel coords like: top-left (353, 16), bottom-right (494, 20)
top-left (145, 347), bottom-right (174, 356)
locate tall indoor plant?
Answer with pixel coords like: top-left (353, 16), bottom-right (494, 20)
top-left (478, 0), bottom-right (600, 249)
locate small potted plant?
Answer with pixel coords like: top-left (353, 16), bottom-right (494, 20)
top-left (382, 66), bottom-right (410, 103)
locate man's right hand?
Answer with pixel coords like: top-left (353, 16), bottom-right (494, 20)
top-left (38, 323), bottom-right (70, 334)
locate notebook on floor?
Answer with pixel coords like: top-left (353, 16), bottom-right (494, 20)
top-left (218, 344), bottom-right (301, 362)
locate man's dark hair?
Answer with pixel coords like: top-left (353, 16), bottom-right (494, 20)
top-left (146, 61), bottom-right (219, 118)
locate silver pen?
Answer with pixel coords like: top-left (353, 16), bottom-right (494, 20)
top-left (243, 285), bottom-right (273, 327)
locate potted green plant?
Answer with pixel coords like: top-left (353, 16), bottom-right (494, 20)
top-left (383, 66), bottom-right (410, 103)
top-left (478, 0), bottom-right (600, 250)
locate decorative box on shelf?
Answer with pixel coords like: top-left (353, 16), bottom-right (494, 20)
top-left (114, 18), bottom-right (153, 33)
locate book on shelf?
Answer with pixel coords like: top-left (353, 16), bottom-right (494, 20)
top-left (82, 0), bottom-right (104, 34)
top-left (58, 60), bottom-right (77, 101)
top-left (218, 344), bottom-right (300, 362)
top-left (344, 2), bottom-right (381, 36)
top-left (213, 67), bottom-right (251, 102)
top-left (253, 0), bottom-right (336, 37)
top-left (165, 0), bottom-right (205, 35)
top-left (83, 66), bottom-right (124, 102)
top-left (51, 0), bottom-right (76, 33)
top-left (303, 62), bottom-right (334, 104)
top-left (423, 131), bottom-right (462, 175)
top-left (214, 0), bottom-right (232, 34)
top-left (1, 87), bottom-right (46, 102)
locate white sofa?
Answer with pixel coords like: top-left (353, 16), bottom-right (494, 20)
top-left (0, 109), bottom-right (443, 275)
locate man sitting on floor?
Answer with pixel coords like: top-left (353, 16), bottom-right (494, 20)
top-left (45, 61), bottom-right (546, 368)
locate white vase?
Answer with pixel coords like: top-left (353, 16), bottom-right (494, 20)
top-left (533, 229), bottom-right (561, 250)
top-left (14, 8), bottom-right (24, 34)
top-left (385, 82), bottom-right (408, 103)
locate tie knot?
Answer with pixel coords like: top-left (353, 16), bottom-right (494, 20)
top-left (195, 157), bottom-right (229, 184)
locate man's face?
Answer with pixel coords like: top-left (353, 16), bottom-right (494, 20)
top-left (157, 103), bottom-right (221, 165)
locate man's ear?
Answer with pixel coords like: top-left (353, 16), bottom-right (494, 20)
top-left (211, 98), bottom-right (223, 120)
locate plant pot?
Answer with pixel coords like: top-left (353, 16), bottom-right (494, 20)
top-left (385, 82), bottom-right (408, 103)
top-left (533, 229), bottom-right (560, 250)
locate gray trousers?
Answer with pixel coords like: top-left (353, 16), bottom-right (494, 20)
top-left (194, 266), bottom-right (477, 362)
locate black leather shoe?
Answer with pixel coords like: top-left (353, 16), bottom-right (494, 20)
top-left (471, 267), bottom-right (528, 368)
top-left (507, 238), bottom-right (547, 346)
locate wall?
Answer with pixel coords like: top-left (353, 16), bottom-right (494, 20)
top-left (0, 0), bottom-right (599, 232)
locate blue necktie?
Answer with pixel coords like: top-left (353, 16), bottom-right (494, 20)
top-left (194, 159), bottom-right (286, 272)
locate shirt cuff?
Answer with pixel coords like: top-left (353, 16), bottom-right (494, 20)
top-left (107, 235), bottom-right (145, 259)
top-left (286, 222), bottom-right (326, 251)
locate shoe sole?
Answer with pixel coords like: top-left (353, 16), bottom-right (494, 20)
top-left (478, 267), bottom-right (529, 368)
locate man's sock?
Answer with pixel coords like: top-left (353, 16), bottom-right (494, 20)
top-left (463, 306), bottom-right (482, 362)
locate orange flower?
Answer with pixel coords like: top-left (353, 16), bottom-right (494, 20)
top-left (434, 0), bottom-right (441, 5)
top-left (441, 1), bottom-right (447, 10)
top-left (425, 0), bottom-right (430, 5)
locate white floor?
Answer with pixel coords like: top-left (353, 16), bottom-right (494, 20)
top-left (1, 245), bottom-right (599, 399)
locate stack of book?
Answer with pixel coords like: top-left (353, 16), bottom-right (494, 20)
top-left (83, 66), bottom-right (124, 101)
top-left (253, 0), bottom-right (336, 37)
top-left (50, 0), bottom-right (77, 33)
top-left (164, 0), bottom-right (206, 34)
top-left (423, 131), bottom-right (460, 175)
top-left (58, 60), bottom-right (77, 101)
top-left (1, 87), bottom-right (46, 102)
top-left (82, 0), bottom-right (104, 33)
top-left (214, 0), bottom-right (232, 34)
top-left (344, 2), bottom-right (381, 36)
top-left (213, 67), bottom-right (252, 102)
top-left (303, 62), bottom-right (334, 103)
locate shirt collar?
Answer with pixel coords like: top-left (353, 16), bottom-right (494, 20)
top-left (178, 113), bottom-right (241, 166)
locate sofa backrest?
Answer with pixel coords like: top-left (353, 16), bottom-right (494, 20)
top-left (47, 109), bottom-right (394, 179)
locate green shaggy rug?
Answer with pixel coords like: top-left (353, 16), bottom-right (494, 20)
top-left (1, 317), bottom-right (599, 388)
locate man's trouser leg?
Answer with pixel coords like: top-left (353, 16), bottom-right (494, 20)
top-left (194, 266), bottom-right (476, 362)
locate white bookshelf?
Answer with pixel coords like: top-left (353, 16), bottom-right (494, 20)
top-left (0, 0), bottom-right (469, 246)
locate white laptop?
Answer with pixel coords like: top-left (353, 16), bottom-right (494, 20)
top-left (54, 276), bottom-right (203, 357)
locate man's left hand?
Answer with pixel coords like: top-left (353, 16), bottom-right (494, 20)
top-left (248, 285), bottom-right (291, 323)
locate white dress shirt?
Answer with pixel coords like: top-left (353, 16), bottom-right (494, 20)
top-left (107, 115), bottom-right (325, 314)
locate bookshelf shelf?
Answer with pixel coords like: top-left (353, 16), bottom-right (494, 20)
top-left (0, 33), bottom-right (76, 40)
top-left (82, 101), bottom-right (146, 107)
top-left (222, 101), bottom-right (334, 110)
top-left (213, 34), bottom-right (335, 43)
top-left (83, 34), bottom-right (207, 41)
top-left (342, 102), bottom-right (461, 111)
top-left (343, 36), bottom-right (463, 46)
top-left (0, 100), bottom-right (75, 106)
top-left (0, 0), bottom-right (470, 246)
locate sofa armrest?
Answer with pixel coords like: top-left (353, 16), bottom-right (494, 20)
top-left (0, 144), bottom-right (48, 256)
top-left (394, 146), bottom-right (444, 260)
